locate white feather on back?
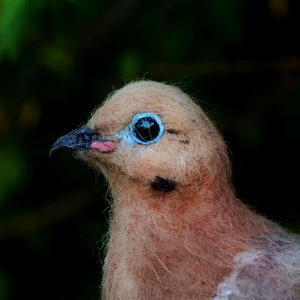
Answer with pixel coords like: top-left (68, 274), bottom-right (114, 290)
top-left (213, 233), bottom-right (300, 299)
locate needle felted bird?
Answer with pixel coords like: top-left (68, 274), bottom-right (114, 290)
top-left (50, 80), bottom-right (300, 299)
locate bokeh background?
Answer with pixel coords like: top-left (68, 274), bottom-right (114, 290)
top-left (0, 0), bottom-right (299, 299)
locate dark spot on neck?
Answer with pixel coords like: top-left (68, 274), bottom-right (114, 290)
top-left (151, 176), bottom-right (177, 192)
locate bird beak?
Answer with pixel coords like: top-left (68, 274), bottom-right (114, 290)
top-left (49, 125), bottom-right (116, 156)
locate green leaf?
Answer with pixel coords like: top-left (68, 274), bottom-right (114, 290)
top-left (204, 0), bottom-right (247, 45)
top-left (0, 148), bottom-right (26, 207)
top-left (0, 270), bottom-right (11, 300)
top-left (118, 51), bottom-right (142, 79)
top-left (38, 45), bottom-right (74, 74)
top-left (0, 0), bottom-right (45, 60)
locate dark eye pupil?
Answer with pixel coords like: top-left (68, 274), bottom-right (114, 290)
top-left (133, 117), bottom-right (160, 142)
top-left (130, 113), bottom-right (164, 145)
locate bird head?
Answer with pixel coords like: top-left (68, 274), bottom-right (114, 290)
top-left (50, 80), bottom-right (230, 195)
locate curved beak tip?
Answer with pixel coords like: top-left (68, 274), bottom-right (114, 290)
top-left (49, 125), bottom-right (117, 158)
top-left (49, 126), bottom-right (102, 157)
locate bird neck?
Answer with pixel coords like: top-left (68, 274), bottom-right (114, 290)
top-left (101, 173), bottom-right (270, 299)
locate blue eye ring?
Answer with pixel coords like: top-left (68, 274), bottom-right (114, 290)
top-left (130, 113), bottom-right (164, 145)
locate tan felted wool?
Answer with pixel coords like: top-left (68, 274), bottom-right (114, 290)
top-left (51, 80), bottom-right (300, 299)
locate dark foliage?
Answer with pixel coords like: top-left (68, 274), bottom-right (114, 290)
top-left (0, 0), bottom-right (299, 299)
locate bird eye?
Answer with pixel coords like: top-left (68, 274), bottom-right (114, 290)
top-left (130, 113), bottom-right (164, 145)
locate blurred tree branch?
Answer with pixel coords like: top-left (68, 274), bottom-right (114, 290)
top-left (267, 0), bottom-right (289, 18)
top-left (77, 0), bottom-right (141, 54)
top-left (150, 57), bottom-right (300, 77)
top-left (220, 72), bottom-right (300, 132)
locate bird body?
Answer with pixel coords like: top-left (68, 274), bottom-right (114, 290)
top-left (50, 81), bottom-right (300, 299)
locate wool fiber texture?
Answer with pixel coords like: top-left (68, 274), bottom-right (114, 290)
top-left (51, 80), bottom-right (300, 299)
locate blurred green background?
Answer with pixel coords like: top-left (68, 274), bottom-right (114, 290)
top-left (0, 0), bottom-right (299, 299)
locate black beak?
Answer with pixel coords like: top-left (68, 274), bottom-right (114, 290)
top-left (49, 125), bottom-right (103, 156)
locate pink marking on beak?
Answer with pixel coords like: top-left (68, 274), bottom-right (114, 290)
top-left (91, 141), bottom-right (116, 153)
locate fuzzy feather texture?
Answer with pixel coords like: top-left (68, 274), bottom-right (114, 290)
top-left (52, 80), bottom-right (300, 299)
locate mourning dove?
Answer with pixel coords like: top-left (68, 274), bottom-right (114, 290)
top-left (50, 80), bottom-right (300, 299)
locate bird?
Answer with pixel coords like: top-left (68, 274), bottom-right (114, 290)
top-left (50, 80), bottom-right (300, 299)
